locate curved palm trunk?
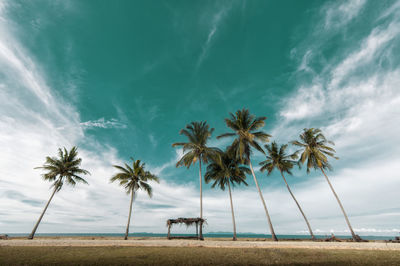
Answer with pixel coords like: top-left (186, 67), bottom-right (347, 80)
top-left (28, 186), bottom-right (57, 239)
top-left (249, 161), bottom-right (278, 241)
top-left (280, 171), bottom-right (315, 240)
top-left (321, 168), bottom-right (359, 241)
top-left (199, 160), bottom-right (204, 240)
top-left (227, 181), bottom-right (237, 241)
top-left (124, 190), bottom-right (135, 240)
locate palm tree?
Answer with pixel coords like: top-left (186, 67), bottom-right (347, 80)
top-left (204, 149), bottom-right (250, 241)
top-left (111, 158), bottom-right (159, 240)
top-left (28, 147), bottom-right (90, 239)
top-left (291, 128), bottom-right (360, 241)
top-left (217, 109), bottom-right (278, 241)
top-left (260, 141), bottom-right (315, 240)
top-left (172, 121), bottom-right (218, 240)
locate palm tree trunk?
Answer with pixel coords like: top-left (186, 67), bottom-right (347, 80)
top-left (320, 168), bottom-right (359, 241)
top-left (199, 160), bottom-right (204, 240)
top-left (28, 186), bottom-right (57, 239)
top-left (249, 161), bottom-right (278, 241)
top-left (227, 181), bottom-right (237, 241)
top-left (280, 171), bottom-right (315, 240)
top-left (124, 190), bottom-right (135, 240)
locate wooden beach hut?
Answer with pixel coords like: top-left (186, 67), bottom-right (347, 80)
top-left (166, 217), bottom-right (205, 240)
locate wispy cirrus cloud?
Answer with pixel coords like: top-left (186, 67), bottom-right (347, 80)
top-left (323, 0), bottom-right (367, 29)
top-left (80, 118), bottom-right (127, 129)
top-left (196, 4), bottom-right (232, 70)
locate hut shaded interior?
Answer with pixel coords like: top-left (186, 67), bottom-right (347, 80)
top-left (166, 218), bottom-right (206, 240)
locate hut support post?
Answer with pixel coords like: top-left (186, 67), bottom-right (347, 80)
top-left (195, 222), bottom-right (199, 238)
top-left (199, 220), bottom-right (204, 240)
top-left (167, 223), bottom-right (171, 240)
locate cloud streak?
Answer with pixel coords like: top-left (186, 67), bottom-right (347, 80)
top-left (196, 4), bottom-right (231, 70)
top-left (80, 118), bottom-right (127, 129)
top-left (324, 0), bottom-right (366, 29)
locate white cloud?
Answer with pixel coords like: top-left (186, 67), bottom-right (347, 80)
top-left (279, 83), bottom-right (325, 120)
top-left (149, 134), bottom-right (157, 147)
top-left (378, 0), bottom-right (400, 21)
top-left (149, 148), bottom-right (182, 176)
top-left (324, 0), bottom-right (366, 29)
top-left (298, 50), bottom-right (314, 73)
top-left (80, 118), bottom-right (126, 129)
top-left (196, 4), bottom-right (231, 69)
top-left (330, 21), bottom-right (400, 88)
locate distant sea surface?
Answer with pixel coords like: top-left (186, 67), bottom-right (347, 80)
top-left (5, 233), bottom-right (397, 241)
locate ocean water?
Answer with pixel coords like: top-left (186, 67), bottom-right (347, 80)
top-left (5, 233), bottom-right (397, 241)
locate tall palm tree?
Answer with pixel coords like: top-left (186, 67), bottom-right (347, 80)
top-left (28, 147), bottom-right (90, 239)
top-left (217, 109), bottom-right (278, 241)
top-left (111, 158), bottom-right (159, 240)
top-left (172, 121), bottom-right (218, 240)
top-left (260, 141), bottom-right (315, 240)
top-left (292, 128), bottom-right (360, 241)
top-left (204, 149), bottom-right (250, 241)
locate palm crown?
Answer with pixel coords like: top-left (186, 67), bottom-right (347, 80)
top-left (260, 142), bottom-right (298, 175)
top-left (291, 128), bottom-right (338, 173)
top-left (205, 150), bottom-right (250, 190)
top-left (35, 146), bottom-right (90, 191)
top-left (172, 121), bottom-right (219, 167)
top-left (217, 108), bottom-right (271, 164)
top-left (111, 158), bottom-right (159, 197)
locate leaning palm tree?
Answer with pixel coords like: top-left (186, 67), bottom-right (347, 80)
top-left (260, 141), bottom-right (315, 240)
top-left (28, 147), bottom-right (90, 239)
top-left (111, 158), bottom-right (159, 240)
top-left (172, 121), bottom-right (219, 240)
top-left (217, 109), bottom-right (278, 241)
top-left (204, 149), bottom-right (250, 241)
top-left (291, 128), bottom-right (360, 241)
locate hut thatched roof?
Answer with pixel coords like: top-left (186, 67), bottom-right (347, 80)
top-left (166, 217), bottom-right (206, 227)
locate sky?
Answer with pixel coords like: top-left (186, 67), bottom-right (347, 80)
top-left (1, 0), bottom-right (400, 236)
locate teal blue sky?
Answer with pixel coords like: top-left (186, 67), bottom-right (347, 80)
top-left (1, 0), bottom-right (400, 236)
top-left (12, 0), bottom-right (316, 164)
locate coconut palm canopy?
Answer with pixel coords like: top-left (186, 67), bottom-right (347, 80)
top-left (260, 142), bottom-right (298, 176)
top-left (35, 147), bottom-right (90, 191)
top-left (291, 128), bottom-right (339, 173)
top-left (111, 158), bottom-right (159, 196)
top-left (204, 150), bottom-right (249, 190)
top-left (172, 121), bottom-right (220, 167)
top-left (2, 0), bottom-right (399, 236)
top-left (217, 109), bottom-right (271, 164)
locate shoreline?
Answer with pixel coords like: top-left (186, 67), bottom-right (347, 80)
top-left (3, 234), bottom-right (398, 242)
top-left (1, 238), bottom-right (399, 250)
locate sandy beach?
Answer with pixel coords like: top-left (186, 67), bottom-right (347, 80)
top-left (1, 237), bottom-right (399, 250)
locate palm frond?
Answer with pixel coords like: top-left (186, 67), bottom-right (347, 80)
top-left (216, 132), bottom-right (236, 139)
